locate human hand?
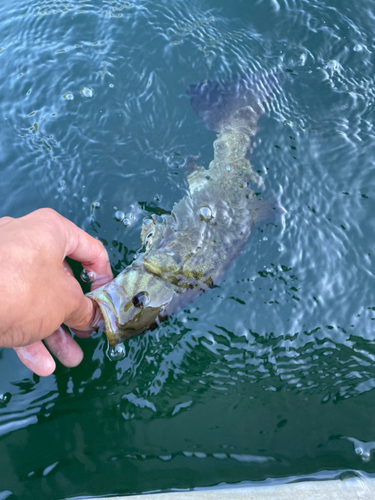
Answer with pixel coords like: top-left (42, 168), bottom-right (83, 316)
top-left (0, 208), bottom-right (113, 376)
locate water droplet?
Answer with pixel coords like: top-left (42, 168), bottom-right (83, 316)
top-left (81, 269), bottom-right (95, 282)
top-left (108, 343), bottom-right (125, 361)
top-left (123, 218), bottom-right (130, 227)
top-left (199, 205), bottom-right (213, 222)
top-left (353, 44), bottom-right (362, 52)
top-left (81, 87), bottom-right (93, 97)
top-left (362, 451), bottom-right (371, 462)
top-left (92, 201), bottom-right (100, 209)
top-left (327, 60), bottom-right (339, 71)
top-left (109, 83), bottom-right (114, 88)
top-left (263, 236), bottom-right (268, 241)
top-left (63, 92), bottom-right (74, 100)
top-left (115, 210), bottom-right (125, 221)
top-left (0, 392), bottom-right (11, 405)
top-left (225, 165), bottom-right (231, 171)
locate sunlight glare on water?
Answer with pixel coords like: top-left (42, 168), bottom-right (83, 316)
top-left (1, 0), bottom-right (375, 498)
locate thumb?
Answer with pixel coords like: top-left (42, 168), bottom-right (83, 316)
top-left (64, 294), bottom-right (104, 334)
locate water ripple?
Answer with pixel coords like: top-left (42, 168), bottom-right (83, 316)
top-left (2, 0), bottom-right (375, 496)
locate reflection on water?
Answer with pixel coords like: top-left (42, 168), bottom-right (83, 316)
top-left (1, 0), bottom-right (375, 498)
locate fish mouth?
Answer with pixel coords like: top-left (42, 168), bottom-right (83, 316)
top-left (88, 287), bottom-right (161, 346)
top-left (90, 290), bottom-right (119, 347)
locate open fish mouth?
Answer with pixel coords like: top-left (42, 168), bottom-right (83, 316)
top-left (87, 264), bottom-right (179, 345)
top-left (90, 289), bottom-right (119, 347)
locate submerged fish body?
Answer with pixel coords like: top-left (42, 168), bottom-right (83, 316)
top-left (88, 74), bottom-right (277, 347)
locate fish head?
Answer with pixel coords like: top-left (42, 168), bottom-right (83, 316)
top-left (88, 265), bottom-right (176, 346)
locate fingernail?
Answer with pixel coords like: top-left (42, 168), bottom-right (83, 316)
top-left (90, 273), bottom-right (112, 288)
top-left (15, 346), bottom-right (35, 363)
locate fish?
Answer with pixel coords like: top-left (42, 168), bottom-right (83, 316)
top-left (88, 73), bottom-right (278, 347)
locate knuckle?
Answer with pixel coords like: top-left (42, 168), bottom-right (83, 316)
top-left (37, 207), bottom-right (60, 221)
top-left (0, 216), bottom-right (13, 223)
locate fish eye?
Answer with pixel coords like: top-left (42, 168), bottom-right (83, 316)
top-left (132, 291), bottom-right (148, 308)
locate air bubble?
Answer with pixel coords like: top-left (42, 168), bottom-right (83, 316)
top-left (362, 451), bottom-right (371, 462)
top-left (353, 44), bottom-right (362, 52)
top-left (199, 205), bottom-right (213, 222)
top-left (263, 236), bottom-right (268, 241)
top-left (81, 87), bottom-right (93, 97)
top-left (355, 446), bottom-right (371, 462)
top-left (108, 343), bottom-right (125, 361)
top-left (82, 197), bottom-right (88, 203)
top-left (63, 92), bottom-right (74, 100)
top-left (0, 392), bottom-right (11, 405)
top-left (92, 201), bottom-right (100, 209)
top-left (225, 165), bottom-right (231, 171)
top-left (109, 83), bottom-right (114, 88)
top-left (154, 194), bottom-right (162, 203)
top-left (81, 269), bottom-right (95, 282)
top-left (123, 218), bottom-right (130, 227)
top-left (115, 210), bottom-right (125, 221)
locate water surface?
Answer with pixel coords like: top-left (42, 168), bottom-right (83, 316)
top-left (1, 0), bottom-right (375, 498)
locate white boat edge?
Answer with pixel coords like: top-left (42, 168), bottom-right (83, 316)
top-left (79, 476), bottom-right (375, 500)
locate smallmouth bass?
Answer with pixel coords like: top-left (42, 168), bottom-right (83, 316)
top-left (88, 74), bottom-right (278, 347)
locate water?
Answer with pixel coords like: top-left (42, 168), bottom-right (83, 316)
top-left (1, 0), bottom-right (375, 498)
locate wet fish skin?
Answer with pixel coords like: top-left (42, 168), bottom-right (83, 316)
top-left (88, 75), bottom-right (276, 347)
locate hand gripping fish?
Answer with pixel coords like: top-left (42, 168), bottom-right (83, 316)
top-left (88, 74), bottom-right (278, 347)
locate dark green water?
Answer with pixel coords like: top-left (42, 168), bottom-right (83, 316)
top-left (2, 0), bottom-right (375, 498)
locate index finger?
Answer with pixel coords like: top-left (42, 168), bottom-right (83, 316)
top-left (67, 228), bottom-right (113, 290)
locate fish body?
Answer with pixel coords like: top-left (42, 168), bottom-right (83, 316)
top-left (88, 75), bottom-right (276, 347)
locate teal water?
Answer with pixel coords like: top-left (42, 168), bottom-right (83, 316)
top-left (2, 0), bottom-right (375, 498)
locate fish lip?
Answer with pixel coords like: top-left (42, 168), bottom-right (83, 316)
top-left (90, 290), bottom-right (119, 347)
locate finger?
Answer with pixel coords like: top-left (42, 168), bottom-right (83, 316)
top-left (44, 326), bottom-right (83, 368)
top-left (64, 295), bottom-right (104, 333)
top-left (71, 329), bottom-right (93, 338)
top-left (27, 209), bottom-right (112, 289)
top-left (63, 259), bottom-right (74, 277)
top-left (63, 222), bottom-right (113, 290)
top-left (14, 342), bottom-right (56, 377)
top-left (0, 216), bottom-right (13, 228)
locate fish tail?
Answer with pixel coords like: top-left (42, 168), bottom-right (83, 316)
top-left (187, 72), bottom-right (280, 132)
